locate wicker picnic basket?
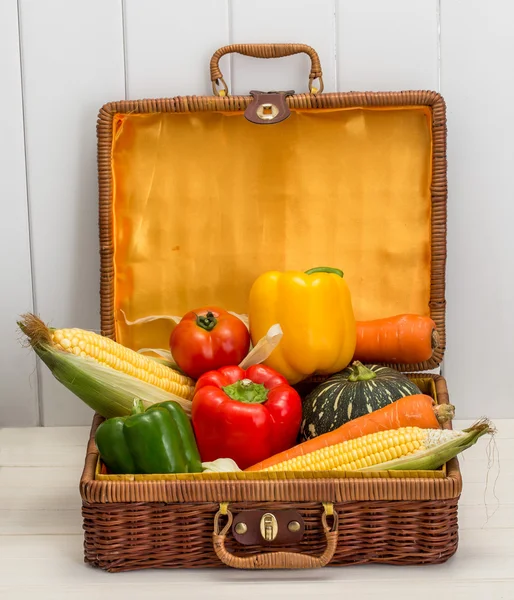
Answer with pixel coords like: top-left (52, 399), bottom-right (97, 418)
top-left (80, 44), bottom-right (459, 572)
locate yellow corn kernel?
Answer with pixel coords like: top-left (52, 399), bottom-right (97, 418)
top-left (50, 327), bottom-right (195, 400)
top-left (262, 427), bottom-right (427, 472)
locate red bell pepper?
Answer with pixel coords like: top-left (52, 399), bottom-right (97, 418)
top-left (191, 364), bottom-right (302, 470)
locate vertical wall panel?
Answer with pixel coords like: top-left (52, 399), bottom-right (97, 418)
top-left (0, 0), bottom-right (39, 426)
top-left (337, 0), bottom-right (439, 91)
top-left (230, 0), bottom-right (336, 95)
top-left (441, 0), bottom-right (514, 418)
top-left (124, 0), bottom-right (230, 99)
top-left (4, 0), bottom-right (510, 425)
top-left (20, 0), bottom-right (126, 425)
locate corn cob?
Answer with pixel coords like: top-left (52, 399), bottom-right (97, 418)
top-left (18, 313), bottom-right (195, 418)
top-left (50, 326), bottom-right (194, 397)
top-left (259, 421), bottom-right (494, 473)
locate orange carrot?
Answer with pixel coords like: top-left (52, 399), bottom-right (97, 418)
top-left (245, 394), bottom-right (454, 472)
top-left (353, 314), bottom-right (438, 364)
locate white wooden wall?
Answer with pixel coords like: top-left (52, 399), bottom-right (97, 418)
top-left (1, 0), bottom-right (512, 426)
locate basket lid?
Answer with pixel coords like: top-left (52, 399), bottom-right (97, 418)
top-left (97, 46), bottom-right (447, 373)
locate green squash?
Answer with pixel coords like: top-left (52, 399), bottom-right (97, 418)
top-left (300, 361), bottom-right (421, 441)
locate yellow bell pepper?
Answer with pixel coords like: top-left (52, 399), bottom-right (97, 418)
top-left (248, 267), bottom-right (357, 384)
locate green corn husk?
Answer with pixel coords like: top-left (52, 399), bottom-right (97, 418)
top-left (358, 419), bottom-right (495, 472)
top-left (18, 316), bottom-right (192, 419)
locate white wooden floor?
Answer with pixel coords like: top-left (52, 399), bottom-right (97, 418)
top-left (0, 419), bottom-right (512, 600)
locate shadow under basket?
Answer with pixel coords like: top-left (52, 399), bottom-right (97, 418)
top-left (80, 374), bottom-right (462, 572)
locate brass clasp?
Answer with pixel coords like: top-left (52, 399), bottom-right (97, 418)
top-left (260, 512), bottom-right (278, 542)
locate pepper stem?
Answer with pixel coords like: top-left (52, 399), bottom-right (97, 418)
top-left (195, 311), bottom-right (218, 332)
top-left (131, 398), bottom-right (145, 415)
top-left (223, 379), bottom-right (269, 404)
top-left (347, 361), bottom-right (377, 382)
top-left (305, 266), bottom-right (344, 278)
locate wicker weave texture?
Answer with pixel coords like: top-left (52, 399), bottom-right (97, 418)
top-left (209, 43), bottom-right (324, 94)
top-left (83, 499), bottom-right (458, 572)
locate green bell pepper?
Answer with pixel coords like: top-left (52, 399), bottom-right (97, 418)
top-left (95, 399), bottom-right (202, 474)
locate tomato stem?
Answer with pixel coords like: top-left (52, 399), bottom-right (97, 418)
top-left (195, 311), bottom-right (218, 332)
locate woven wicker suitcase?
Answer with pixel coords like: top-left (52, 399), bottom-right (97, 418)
top-left (80, 43), bottom-right (458, 572)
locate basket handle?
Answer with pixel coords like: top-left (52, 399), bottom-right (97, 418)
top-left (212, 502), bottom-right (338, 569)
top-left (210, 43), bottom-right (324, 96)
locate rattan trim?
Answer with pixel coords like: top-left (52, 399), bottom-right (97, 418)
top-left (209, 43), bottom-right (324, 95)
top-left (97, 90), bottom-right (447, 373)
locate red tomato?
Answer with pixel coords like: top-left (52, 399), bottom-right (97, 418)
top-left (170, 306), bottom-right (250, 379)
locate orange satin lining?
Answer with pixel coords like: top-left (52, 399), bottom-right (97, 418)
top-left (111, 106), bottom-right (433, 352)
